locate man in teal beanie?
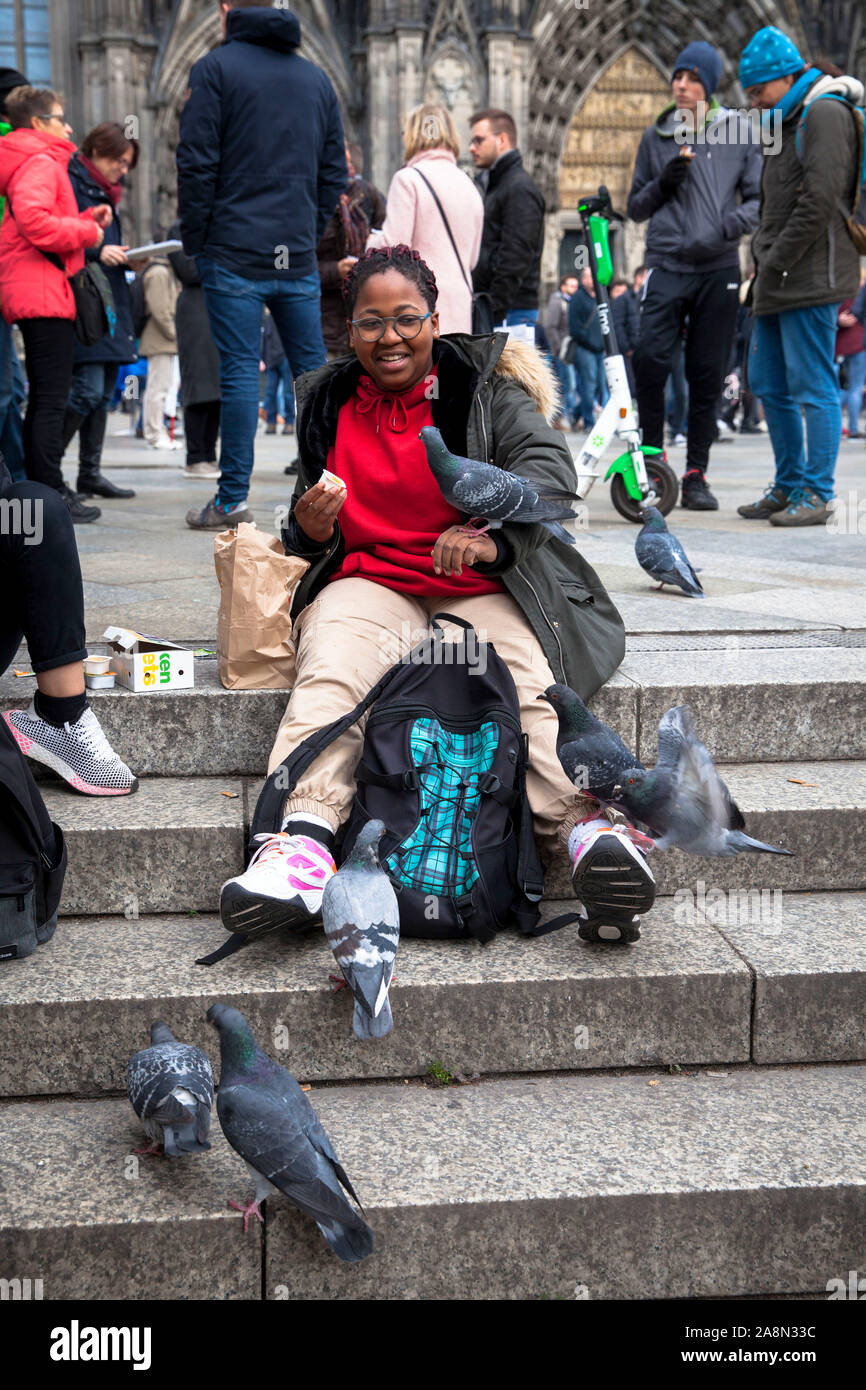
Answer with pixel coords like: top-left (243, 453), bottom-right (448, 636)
top-left (628, 41), bottom-right (761, 512)
top-left (737, 26), bottom-right (864, 526)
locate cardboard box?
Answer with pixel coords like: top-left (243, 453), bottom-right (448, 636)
top-left (103, 627), bottom-right (194, 693)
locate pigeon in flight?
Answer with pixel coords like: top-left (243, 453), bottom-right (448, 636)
top-left (322, 820), bottom-right (400, 1040)
top-left (615, 706), bottom-right (793, 857)
top-left (207, 1003), bottom-right (373, 1261)
top-left (539, 682), bottom-right (644, 808)
top-left (126, 1021), bottom-right (214, 1157)
top-left (635, 507), bottom-right (704, 597)
top-left (419, 425), bottom-right (580, 545)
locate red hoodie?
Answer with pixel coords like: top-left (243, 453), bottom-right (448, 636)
top-left (0, 128), bottom-right (101, 323)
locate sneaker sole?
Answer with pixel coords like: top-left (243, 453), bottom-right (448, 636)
top-left (2, 712), bottom-right (138, 796)
top-left (577, 915), bottom-right (642, 945)
top-left (219, 879), bottom-right (320, 940)
top-left (571, 832), bottom-right (656, 917)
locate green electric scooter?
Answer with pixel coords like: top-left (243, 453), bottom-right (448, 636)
top-left (569, 186), bottom-right (677, 521)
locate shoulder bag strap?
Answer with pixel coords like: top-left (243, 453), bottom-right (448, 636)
top-left (412, 167), bottom-right (473, 294)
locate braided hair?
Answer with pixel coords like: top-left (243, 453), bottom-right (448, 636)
top-left (341, 244), bottom-right (438, 321)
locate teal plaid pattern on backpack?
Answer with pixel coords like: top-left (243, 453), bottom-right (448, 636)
top-left (384, 717), bottom-right (499, 896)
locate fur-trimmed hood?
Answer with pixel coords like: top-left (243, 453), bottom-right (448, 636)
top-left (490, 336), bottom-right (561, 423)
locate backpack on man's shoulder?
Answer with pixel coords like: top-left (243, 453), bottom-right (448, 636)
top-left (0, 717), bottom-right (66, 962)
top-left (199, 614), bottom-right (554, 964)
top-left (796, 92), bottom-right (866, 253)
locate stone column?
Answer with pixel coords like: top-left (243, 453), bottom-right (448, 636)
top-left (366, 33), bottom-right (399, 193)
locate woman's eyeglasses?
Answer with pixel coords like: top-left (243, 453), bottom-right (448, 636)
top-left (351, 312), bottom-right (432, 342)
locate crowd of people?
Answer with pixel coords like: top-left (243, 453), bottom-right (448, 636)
top-left (1, 3), bottom-right (865, 955)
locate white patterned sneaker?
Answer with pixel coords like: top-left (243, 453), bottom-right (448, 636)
top-left (569, 817), bottom-right (655, 944)
top-left (3, 703), bottom-right (138, 796)
top-left (219, 832), bottom-right (336, 940)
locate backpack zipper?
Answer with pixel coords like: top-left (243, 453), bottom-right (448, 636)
top-left (367, 703), bottom-right (522, 735)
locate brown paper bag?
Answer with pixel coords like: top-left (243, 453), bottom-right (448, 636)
top-left (214, 523), bottom-right (309, 690)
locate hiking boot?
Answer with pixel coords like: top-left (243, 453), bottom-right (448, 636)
top-left (185, 461), bottom-right (221, 480)
top-left (282, 422), bottom-right (294, 435)
top-left (220, 832), bottom-right (336, 941)
top-left (3, 704), bottom-right (138, 795)
top-left (61, 485), bottom-right (100, 523)
top-left (681, 469), bottom-right (718, 511)
top-left (569, 818), bottom-right (656, 944)
top-left (186, 497), bottom-right (254, 529)
top-left (265, 422), bottom-right (277, 435)
top-left (76, 470), bottom-right (135, 499)
top-left (769, 487), bottom-right (832, 527)
top-left (737, 484), bottom-right (789, 520)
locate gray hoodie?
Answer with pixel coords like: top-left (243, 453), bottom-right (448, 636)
top-left (627, 100), bottom-right (762, 274)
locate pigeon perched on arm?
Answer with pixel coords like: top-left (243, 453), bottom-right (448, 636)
top-left (126, 1021), bottom-right (214, 1157)
top-left (322, 820), bottom-right (400, 1040)
top-left (419, 425), bottom-right (580, 545)
top-left (616, 706), bottom-right (793, 857)
top-left (635, 507), bottom-right (704, 597)
top-left (207, 1003), bottom-right (373, 1261)
top-left (538, 683), bottom-right (645, 807)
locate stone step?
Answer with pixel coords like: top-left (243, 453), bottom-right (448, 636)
top-left (0, 901), bottom-right (752, 1098)
top-left (41, 763), bottom-right (866, 917)
top-left (2, 1064), bottom-right (863, 1299)
top-left (4, 891), bottom-right (864, 1101)
top-left (3, 640), bottom-right (864, 774)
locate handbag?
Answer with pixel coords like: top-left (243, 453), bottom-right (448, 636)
top-left (411, 167), bottom-right (494, 334)
top-left (7, 194), bottom-right (115, 346)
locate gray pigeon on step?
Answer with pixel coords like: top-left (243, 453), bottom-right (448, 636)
top-left (419, 425), bottom-right (580, 544)
top-left (615, 705), bottom-right (793, 857)
top-left (126, 1021), bottom-right (214, 1156)
top-left (207, 1003), bottom-right (373, 1261)
top-left (635, 507), bottom-right (704, 597)
top-left (323, 820), bottom-right (400, 1040)
top-left (538, 682), bottom-right (643, 807)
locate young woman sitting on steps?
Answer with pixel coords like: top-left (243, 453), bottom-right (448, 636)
top-left (220, 245), bottom-right (655, 944)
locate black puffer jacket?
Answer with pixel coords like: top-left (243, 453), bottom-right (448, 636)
top-left (177, 6), bottom-right (347, 280)
top-left (282, 333), bottom-right (625, 700)
top-left (67, 152), bottom-right (135, 366)
top-left (472, 150), bottom-right (545, 323)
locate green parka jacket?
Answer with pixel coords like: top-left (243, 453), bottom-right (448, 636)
top-left (752, 72), bottom-right (864, 316)
top-left (283, 331), bottom-right (626, 701)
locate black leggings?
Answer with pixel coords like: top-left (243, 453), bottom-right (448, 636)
top-left (19, 317), bottom-right (76, 492)
top-left (0, 480), bottom-right (87, 679)
top-left (185, 400), bottom-right (221, 465)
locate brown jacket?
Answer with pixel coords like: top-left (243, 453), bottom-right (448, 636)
top-left (139, 257), bottom-right (179, 356)
top-left (752, 74), bottom-right (864, 316)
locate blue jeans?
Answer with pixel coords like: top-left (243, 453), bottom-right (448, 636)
top-left (840, 348), bottom-right (866, 435)
top-left (0, 318), bottom-right (25, 481)
top-left (68, 361), bottom-right (115, 417)
top-left (748, 303), bottom-right (841, 501)
top-left (264, 359), bottom-right (294, 425)
top-left (198, 257), bottom-right (324, 507)
top-left (665, 341), bottom-right (688, 435)
top-left (574, 346), bottom-right (608, 428)
top-left (552, 356), bottom-right (578, 423)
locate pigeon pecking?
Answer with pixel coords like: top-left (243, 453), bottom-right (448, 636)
top-left (615, 706), bottom-right (793, 857)
top-left (126, 1021), bottom-right (214, 1157)
top-left (635, 507), bottom-right (704, 597)
top-left (419, 425), bottom-right (580, 545)
top-left (539, 682), bottom-right (644, 808)
top-left (322, 820), bottom-right (400, 1040)
top-left (207, 1003), bottom-right (373, 1261)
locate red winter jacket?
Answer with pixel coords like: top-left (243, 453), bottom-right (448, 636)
top-left (0, 129), bottom-right (101, 323)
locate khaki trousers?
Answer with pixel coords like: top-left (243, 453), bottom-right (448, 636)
top-left (143, 353), bottom-right (175, 445)
top-left (268, 576), bottom-right (598, 853)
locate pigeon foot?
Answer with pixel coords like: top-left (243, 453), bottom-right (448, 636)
top-left (229, 1196), bottom-right (264, 1233)
top-left (329, 974), bottom-right (348, 992)
top-left (134, 1143), bottom-right (165, 1158)
top-left (457, 517), bottom-right (492, 536)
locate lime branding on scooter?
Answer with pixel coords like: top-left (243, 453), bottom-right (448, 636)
top-left (571, 187), bottom-right (677, 521)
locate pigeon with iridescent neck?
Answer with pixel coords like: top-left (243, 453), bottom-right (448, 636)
top-left (419, 425), bottom-right (580, 544)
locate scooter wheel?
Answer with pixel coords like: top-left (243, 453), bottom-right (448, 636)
top-left (610, 456), bottom-right (679, 522)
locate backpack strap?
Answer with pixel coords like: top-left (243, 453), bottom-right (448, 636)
top-left (513, 732), bottom-right (545, 930)
top-left (520, 909), bottom-right (582, 937)
top-left (795, 95), bottom-right (865, 212)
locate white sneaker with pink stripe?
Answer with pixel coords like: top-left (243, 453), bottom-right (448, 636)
top-left (3, 703), bottom-right (138, 796)
top-left (219, 832), bottom-right (336, 940)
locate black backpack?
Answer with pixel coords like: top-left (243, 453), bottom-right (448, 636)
top-left (0, 717), bottom-right (67, 962)
top-left (199, 615), bottom-right (552, 965)
top-left (128, 272), bottom-right (148, 340)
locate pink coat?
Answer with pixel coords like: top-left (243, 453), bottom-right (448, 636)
top-left (367, 149), bottom-right (483, 335)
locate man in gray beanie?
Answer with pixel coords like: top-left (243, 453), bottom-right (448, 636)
top-left (628, 42), bottom-right (762, 510)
